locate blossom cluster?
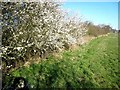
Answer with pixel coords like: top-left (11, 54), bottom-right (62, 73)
top-left (1, 0), bottom-right (87, 68)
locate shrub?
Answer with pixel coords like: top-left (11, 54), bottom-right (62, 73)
top-left (1, 1), bottom-right (87, 71)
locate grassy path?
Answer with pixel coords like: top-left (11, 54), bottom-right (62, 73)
top-left (61, 33), bottom-right (119, 88)
top-left (3, 33), bottom-right (119, 88)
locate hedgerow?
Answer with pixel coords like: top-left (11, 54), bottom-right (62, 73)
top-left (1, 0), bottom-right (87, 71)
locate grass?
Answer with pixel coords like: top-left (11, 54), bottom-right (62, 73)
top-left (3, 33), bottom-right (119, 89)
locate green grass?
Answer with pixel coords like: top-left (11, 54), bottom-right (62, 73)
top-left (3, 33), bottom-right (119, 88)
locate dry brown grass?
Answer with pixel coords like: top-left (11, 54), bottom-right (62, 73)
top-left (82, 35), bottom-right (95, 44)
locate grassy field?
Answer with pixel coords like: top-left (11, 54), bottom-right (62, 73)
top-left (3, 33), bottom-right (119, 88)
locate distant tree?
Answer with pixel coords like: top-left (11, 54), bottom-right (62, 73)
top-left (85, 21), bottom-right (111, 36)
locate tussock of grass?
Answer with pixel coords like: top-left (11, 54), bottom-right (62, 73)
top-left (3, 33), bottom-right (119, 88)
